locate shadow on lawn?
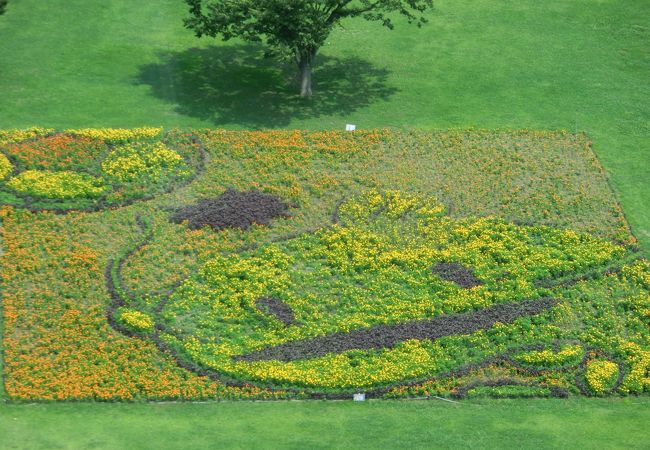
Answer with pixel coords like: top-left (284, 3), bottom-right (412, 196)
top-left (135, 44), bottom-right (397, 128)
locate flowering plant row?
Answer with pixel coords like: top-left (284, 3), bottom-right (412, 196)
top-left (1, 128), bottom-right (647, 401)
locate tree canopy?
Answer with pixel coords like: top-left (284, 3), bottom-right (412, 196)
top-left (0, 0), bottom-right (8, 15)
top-left (184, 0), bottom-right (434, 97)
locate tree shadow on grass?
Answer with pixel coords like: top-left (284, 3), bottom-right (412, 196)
top-left (135, 44), bottom-right (398, 128)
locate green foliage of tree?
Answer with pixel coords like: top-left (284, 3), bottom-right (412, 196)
top-left (184, 0), bottom-right (434, 97)
top-left (0, 0), bottom-right (8, 15)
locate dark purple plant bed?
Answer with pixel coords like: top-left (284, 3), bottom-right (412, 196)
top-left (236, 298), bottom-right (557, 362)
top-left (256, 296), bottom-right (295, 326)
top-left (432, 262), bottom-right (483, 288)
top-left (171, 188), bottom-right (291, 231)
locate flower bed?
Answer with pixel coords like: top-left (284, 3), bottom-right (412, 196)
top-left (109, 190), bottom-right (637, 391)
top-left (1, 128), bottom-right (648, 401)
top-left (3, 134), bottom-right (109, 171)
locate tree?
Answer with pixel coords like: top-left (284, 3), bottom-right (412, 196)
top-left (0, 0), bottom-right (7, 15)
top-left (184, 0), bottom-right (434, 98)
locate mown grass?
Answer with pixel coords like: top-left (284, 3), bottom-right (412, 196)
top-left (1, 398), bottom-right (649, 450)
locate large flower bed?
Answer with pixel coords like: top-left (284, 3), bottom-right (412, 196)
top-left (1, 128), bottom-right (648, 401)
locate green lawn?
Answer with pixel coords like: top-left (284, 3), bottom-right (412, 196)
top-left (0, 0), bottom-right (649, 448)
top-left (1, 398), bottom-right (650, 450)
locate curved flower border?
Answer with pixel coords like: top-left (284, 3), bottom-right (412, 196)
top-left (0, 131), bottom-right (206, 213)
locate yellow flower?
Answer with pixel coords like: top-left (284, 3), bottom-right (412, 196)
top-left (0, 127), bottom-right (54, 145)
top-left (6, 170), bottom-right (105, 199)
top-left (102, 142), bottom-right (185, 182)
top-left (119, 308), bottom-right (155, 333)
top-left (585, 360), bottom-right (619, 394)
top-left (0, 153), bottom-right (13, 180)
top-left (516, 345), bottom-right (583, 365)
top-left (66, 127), bottom-right (162, 143)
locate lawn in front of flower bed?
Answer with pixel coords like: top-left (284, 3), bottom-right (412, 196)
top-left (1, 398), bottom-right (649, 450)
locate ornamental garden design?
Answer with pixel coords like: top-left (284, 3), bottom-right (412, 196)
top-left (1, 128), bottom-right (648, 401)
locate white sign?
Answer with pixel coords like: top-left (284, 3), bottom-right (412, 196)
top-left (346, 124), bottom-right (356, 132)
top-left (353, 392), bottom-right (366, 401)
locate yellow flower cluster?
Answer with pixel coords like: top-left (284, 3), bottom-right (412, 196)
top-left (515, 345), bottom-right (583, 366)
top-left (102, 142), bottom-right (185, 182)
top-left (622, 260), bottom-right (650, 290)
top-left (119, 308), bottom-right (155, 332)
top-left (226, 339), bottom-right (443, 389)
top-left (585, 359), bottom-right (619, 394)
top-left (66, 127), bottom-right (163, 143)
top-left (6, 170), bottom-right (105, 199)
top-left (338, 188), bottom-right (445, 224)
top-left (170, 246), bottom-right (293, 334)
top-left (0, 127), bottom-right (54, 145)
top-left (619, 341), bottom-right (650, 394)
top-left (0, 153), bottom-right (12, 180)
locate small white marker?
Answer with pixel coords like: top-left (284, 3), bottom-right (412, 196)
top-left (353, 392), bottom-right (366, 401)
top-left (345, 124), bottom-right (356, 132)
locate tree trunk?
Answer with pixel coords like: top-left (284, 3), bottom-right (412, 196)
top-left (299, 55), bottom-right (313, 98)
